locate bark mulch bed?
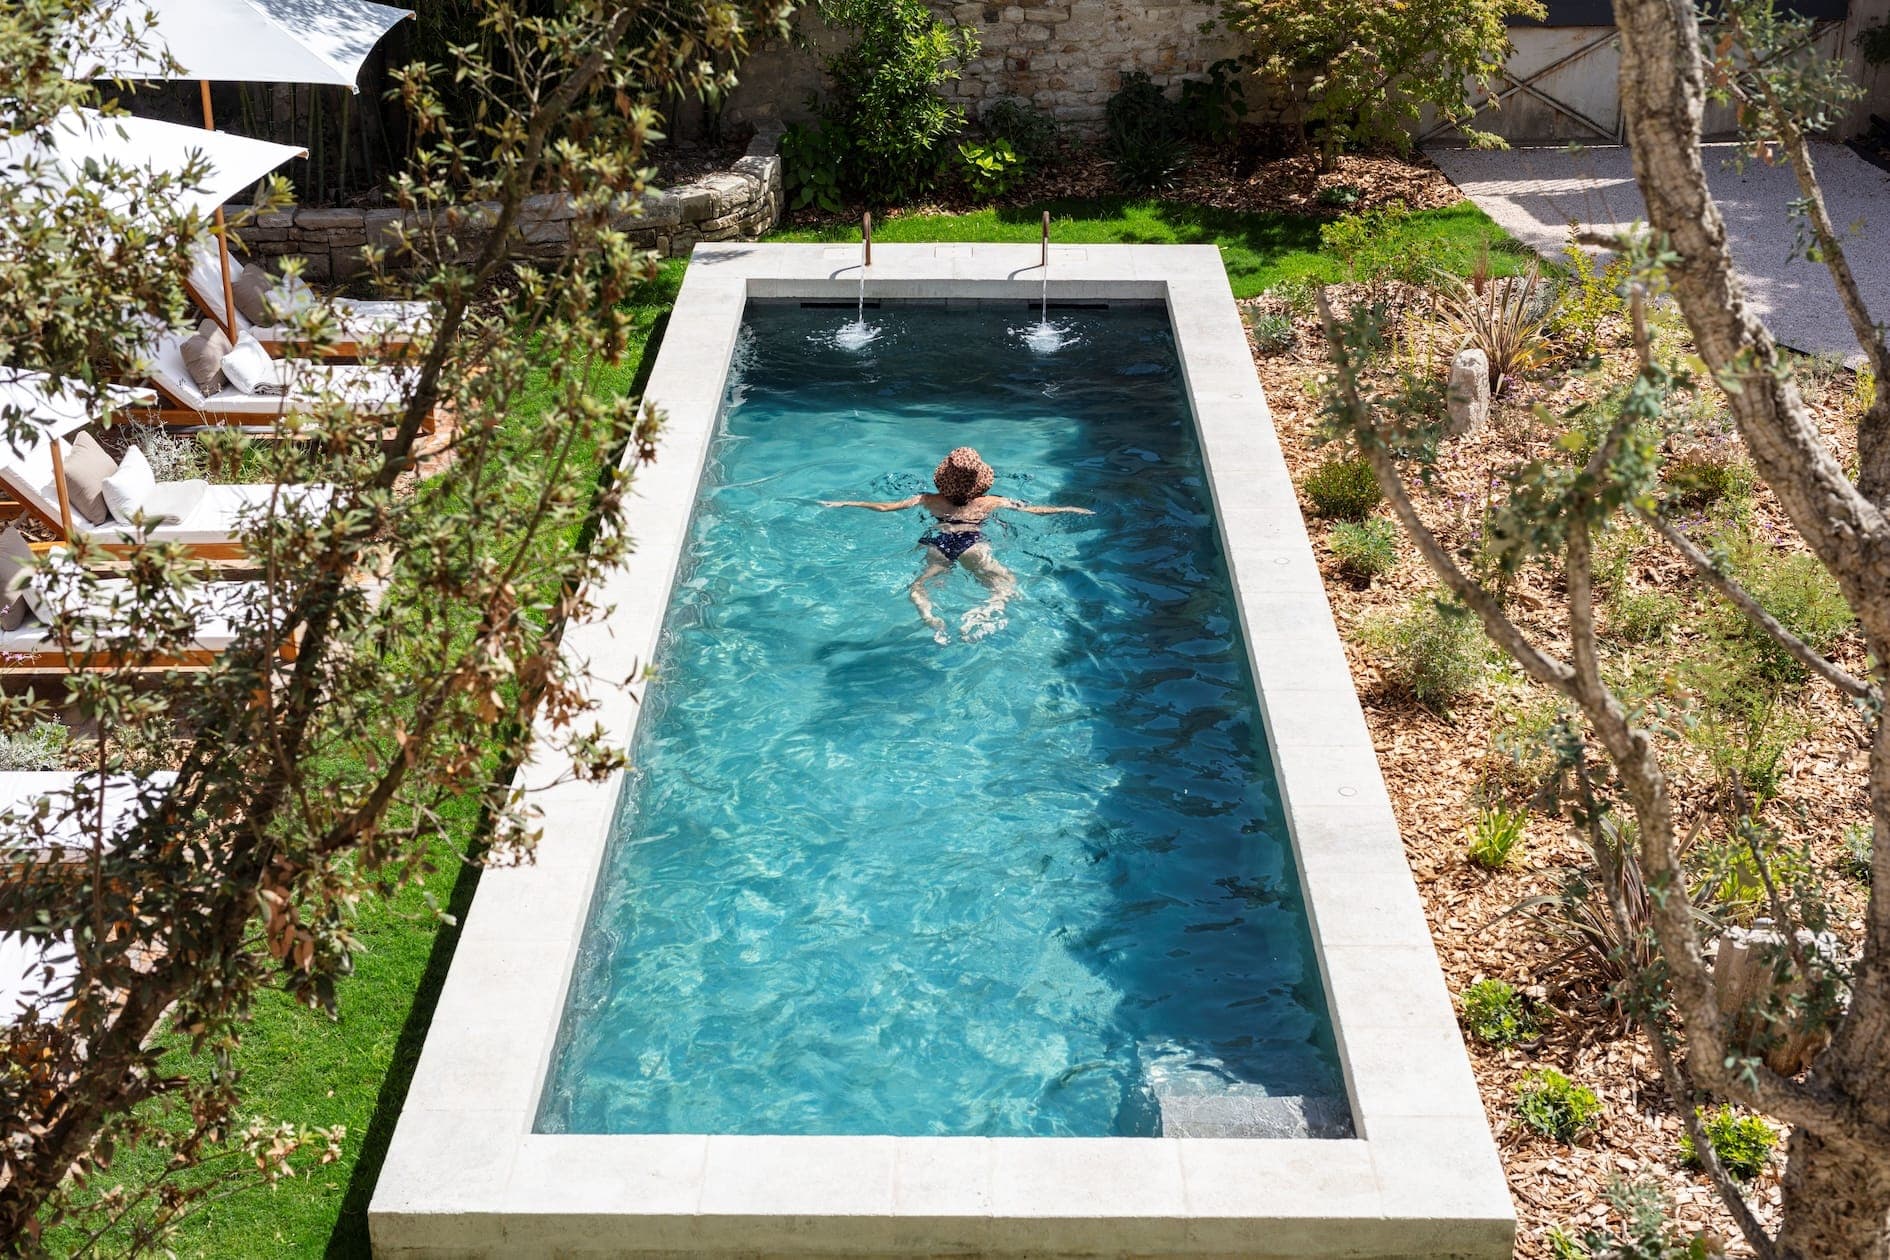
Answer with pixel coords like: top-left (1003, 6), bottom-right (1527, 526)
top-left (1244, 285), bottom-right (1873, 1257)
top-left (779, 144), bottom-right (1464, 229)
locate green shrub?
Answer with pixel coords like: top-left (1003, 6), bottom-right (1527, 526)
top-left (1263, 277), bottom-right (1320, 318)
top-left (0, 721), bottom-right (69, 771)
top-left (1249, 307), bottom-right (1296, 352)
top-left (955, 137), bottom-right (1022, 198)
top-left (1220, 0), bottom-right (1542, 163)
top-left (1516, 1067), bottom-right (1603, 1143)
top-left (1694, 833), bottom-right (1815, 919)
top-left (814, 0), bottom-right (979, 201)
top-left (1460, 979), bottom-right (1538, 1045)
top-left (1690, 688), bottom-right (1806, 806)
top-left (1724, 544), bottom-right (1853, 684)
top-left (980, 97), bottom-right (1059, 166)
top-left (1680, 1106), bottom-right (1776, 1181)
top-left (130, 423), bottom-right (210, 483)
top-left (1366, 597), bottom-right (1488, 713)
top-left (1302, 456), bottom-right (1382, 520)
top-left (1316, 183), bottom-right (1363, 209)
top-left (1843, 822), bottom-right (1873, 884)
top-left (1328, 518), bottom-right (1397, 580)
top-left (1661, 446), bottom-right (1756, 512)
top-left (1466, 803), bottom-right (1528, 869)
top-left (1487, 695), bottom-right (1566, 798)
top-left (1547, 230), bottom-right (1628, 355)
top-left (1435, 263), bottom-right (1550, 392)
top-left (1176, 58), bottom-right (1248, 144)
top-left (780, 120), bottom-right (848, 213)
top-left (1546, 1227), bottom-right (1587, 1260)
top-left (1319, 202), bottom-right (1443, 289)
top-left (1608, 586), bottom-right (1684, 645)
top-left (1549, 1180), bottom-right (1709, 1260)
top-left (1104, 71), bottom-right (1188, 192)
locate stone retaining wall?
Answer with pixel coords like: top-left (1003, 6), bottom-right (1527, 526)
top-left (236, 129), bottom-right (783, 282)
top-left (687, 1), bottom-right (1245, 135)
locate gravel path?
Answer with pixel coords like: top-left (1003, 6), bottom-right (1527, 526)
top-left (1427, 142), bottom-right (1890, 364)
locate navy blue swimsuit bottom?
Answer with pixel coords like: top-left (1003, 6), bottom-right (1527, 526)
top-left (920, 530), bottom-right (982, 561)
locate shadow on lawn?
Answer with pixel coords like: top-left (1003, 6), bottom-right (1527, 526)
top-left (323, 299), bottom-right (677, 1259)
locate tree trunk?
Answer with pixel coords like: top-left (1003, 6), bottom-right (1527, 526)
top-left (1610, 0), bottom-right (1890, 1255)
top-left (1777, 1124), bottom-right (1890, 1260)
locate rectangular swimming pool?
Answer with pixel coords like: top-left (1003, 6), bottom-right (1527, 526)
top-left (538, 302), bottom-right (1342, 1138)
top-left (369, 244), bottom-right (1511, 1259)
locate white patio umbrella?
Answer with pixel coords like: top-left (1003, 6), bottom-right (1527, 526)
top-left (2, 108), bottom-right (304, 344)
top-left (0, 372), bottom-right (158, 543)
top-left (1, 108), bottom-right (304, 222)
top-left (84, 0), bottom-right (414, 90)
top-left (77, 0), bottom-right (413, 340)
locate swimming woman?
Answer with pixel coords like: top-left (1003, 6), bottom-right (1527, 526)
top-left (822, 446), bottom-right (1092, 644)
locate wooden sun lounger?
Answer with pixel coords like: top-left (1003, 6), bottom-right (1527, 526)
top-left (186, 239), bottom-right (431, 361)
top-left (0, 435), bottom-right (334, 564)
top-left (134, 331), bottom-right (433, 435)
top-left (0, 580), bottom-right (298, 675)
top-left (0, 770), bottom-right (176, 875)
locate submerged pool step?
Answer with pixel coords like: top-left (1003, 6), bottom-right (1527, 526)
top-left (1156, 1088), bottom-right (1355, 1139)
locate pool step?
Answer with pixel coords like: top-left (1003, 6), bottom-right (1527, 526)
top-left (1155, 1088), bottom-right (1355, 1139)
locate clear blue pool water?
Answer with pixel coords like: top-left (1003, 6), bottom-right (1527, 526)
top-left (537, 302), bottom-right (1340, 1137)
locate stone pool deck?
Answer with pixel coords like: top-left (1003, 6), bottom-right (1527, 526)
top-left (366, 243), bottom-right (1513, 1258)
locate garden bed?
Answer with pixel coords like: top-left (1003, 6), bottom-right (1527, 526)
top-left (1244, 281), bottom-right (1873, 1258)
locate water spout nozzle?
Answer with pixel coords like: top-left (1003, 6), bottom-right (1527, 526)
top-left (1041, 210), bottom-right (1050, 270)
top-left (863, 211), bottom-right (873, 269)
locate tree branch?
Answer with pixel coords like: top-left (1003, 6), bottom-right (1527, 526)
top-left (1636, 506), bottom-right (1878, 703)
top-left (1314, 289), bottom-right (1578, 692)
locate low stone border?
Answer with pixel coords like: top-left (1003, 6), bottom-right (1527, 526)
top-left (235, 128), bottom-right (782, 282)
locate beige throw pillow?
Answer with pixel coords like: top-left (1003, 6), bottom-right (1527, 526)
top-left (231, 266), bottom-right (278, 326)
top-left (61, 432), bottom-right (119, 526)
top-left (0, 525), bottom-right (33, 631)
top-left (180, 318), bottom-right (232, 396)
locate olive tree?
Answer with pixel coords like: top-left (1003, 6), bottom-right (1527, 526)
top-left (1317, 0), bottom-right (1890, 1254)
top-left (1219, 0), bottom-right (1543, 167)
top-left (0, 0), bottom-right (791, 1250)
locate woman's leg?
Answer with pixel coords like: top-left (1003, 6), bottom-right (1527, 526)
top-left (909, 549), bottom-right (954, 645)
top-left (958, 544), bottom-right (1017, 640)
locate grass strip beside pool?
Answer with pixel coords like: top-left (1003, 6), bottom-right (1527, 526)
top-left (45, 261), bottom-right (684, 1260)
top-left (769, 198), bottom-right (1523, 297)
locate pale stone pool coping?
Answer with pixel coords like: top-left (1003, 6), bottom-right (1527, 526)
top-left (367, 243), bottom-right (1514, 1258)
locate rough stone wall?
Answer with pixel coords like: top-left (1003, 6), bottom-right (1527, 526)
top-left (676, 1), bottom-right (1890, 146)
top-left (694, 1), bottom-right (1244, 135)
top-left (940, 0), bottom-right (1244, 126)
top-left (236, 131), bottom-right (783, 282)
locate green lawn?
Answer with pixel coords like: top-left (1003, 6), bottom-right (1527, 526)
top-left (769, 197), bottom-right (1522, 297)
top-left (61, 192), bottom-right (1520, 1256)
top-left (47, 260), bottom-right (686, 1260)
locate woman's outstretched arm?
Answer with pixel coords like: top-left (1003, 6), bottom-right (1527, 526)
top-left (819, 495), bottom-right (923, 511)
top-left (998, 499), bottom-right (1093, 516)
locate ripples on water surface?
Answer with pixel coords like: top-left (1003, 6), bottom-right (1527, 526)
top-left (539, 303), bottom-right (1340, 1137)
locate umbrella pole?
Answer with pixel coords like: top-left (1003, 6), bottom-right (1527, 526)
top-left (48, 441), bottom-right (76, 544)
top-left (199, 81), bottom-right (240, 345)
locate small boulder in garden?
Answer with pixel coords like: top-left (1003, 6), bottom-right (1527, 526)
top-left (1447, 348), bottom-right (1491, 435)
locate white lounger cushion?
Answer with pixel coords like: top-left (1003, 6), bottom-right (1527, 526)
top-left (0, 770), bottom-right (176, 855)
top-left (0, 429), bottom-right (335, 545)
top-left (80, 482), bottom-right (335, 544)
top-left (1, 577), bottom-right (261, 656)
top-left (148, 329), bottom-right (413, 416)
top-left (0, 931), bottom-right (76, 1026)
top-left (187, 240), bottom-right (429, 346)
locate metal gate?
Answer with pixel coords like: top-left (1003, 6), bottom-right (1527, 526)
top-left (1423, 0), bottom-right (1852, 146)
